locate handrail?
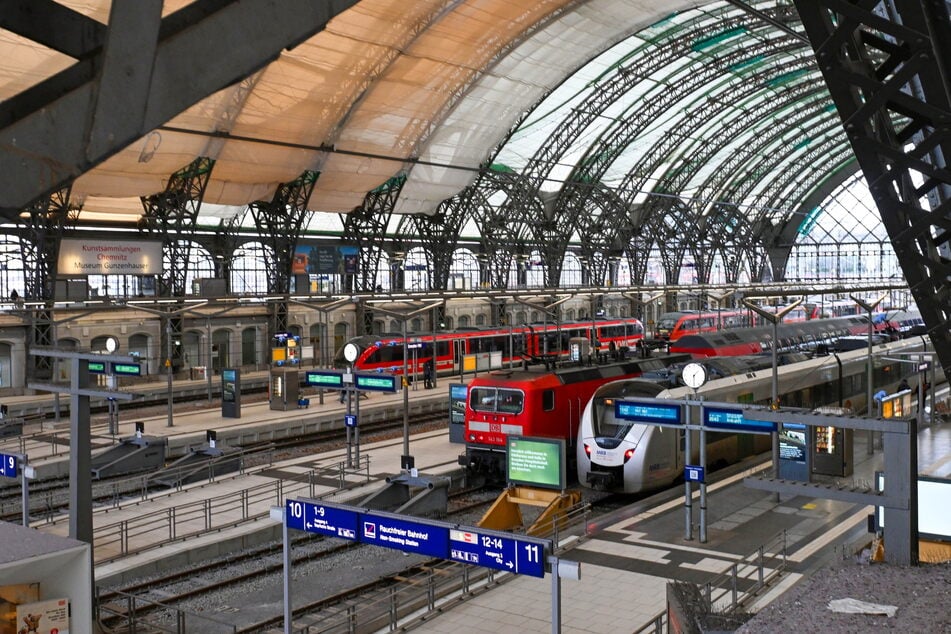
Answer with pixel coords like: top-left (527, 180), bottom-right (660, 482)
top-left (94, 455), bottom-right (372, 563)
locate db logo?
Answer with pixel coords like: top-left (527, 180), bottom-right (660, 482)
top-left (489, 423), bottom-right (502, 433)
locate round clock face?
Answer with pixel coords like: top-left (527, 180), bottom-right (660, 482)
top-left (682, 362), bottom-right (707, 389)
top-left (105, 336), bottom-right (119, 353)
top-left (343, 342), bottom-right (360, 363)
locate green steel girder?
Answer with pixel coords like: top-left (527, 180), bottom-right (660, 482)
top-left (140, 157), bottom-right (215, 296)
top-left (247, 171), bottom-right (317, 296)
top-left (343, 175), bottom-right (402, 292)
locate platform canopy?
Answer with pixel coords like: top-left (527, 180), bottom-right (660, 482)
top-left (1, 0), bottom-right (828, 224)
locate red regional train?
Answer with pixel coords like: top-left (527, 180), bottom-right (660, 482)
top-left (458, 353), bottom-right (691, 479)
top-left (668, 314), bottom-right (898, 357)
top-left (333, 317), bottom-right (644, 377)
top-left (653, 304), bottom-right (819, 341)
top-left (457, 312), bottom-right (909, 480)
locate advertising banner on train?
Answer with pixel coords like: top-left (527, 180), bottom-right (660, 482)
top-left (58, 238), bottom-right (163, 276)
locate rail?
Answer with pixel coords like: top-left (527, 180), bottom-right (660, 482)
top-left (98, 589), bottom-right (238, 634)
top-left (94, 456), bottom-right (372, 564)
top-left (632, 530), bottom-right (788, 633)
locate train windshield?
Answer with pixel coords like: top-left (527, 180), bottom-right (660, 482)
top-left (469, 387), bottom-right (524, 414)
top-left (592, 398), bottom-right (634, 441)
top-left (656, 316), bottom-right (681, 330)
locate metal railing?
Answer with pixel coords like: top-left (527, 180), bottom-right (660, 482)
top-left (288, 501), bottom-right (592, 633)
top-left (98, 589), bottom-right (238, 634)
top-left (633, 530), bottom-right (788, 633)
top-left (94, 456), bottom-right (372, 563)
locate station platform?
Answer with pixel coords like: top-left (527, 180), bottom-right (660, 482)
top-left (8, 378), bottom-right (951, 632)
top-left (408, 419), bottom-right (951, 634)
top-left (0, 372), bottom-right (459, 478)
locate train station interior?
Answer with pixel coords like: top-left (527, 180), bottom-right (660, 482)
top-left (0, 1), bottom-right (949, 632)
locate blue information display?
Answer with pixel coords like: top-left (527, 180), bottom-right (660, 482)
top-left (344, 414), bottom-right (357, 427)
top-left (703, 406), bottom-right (776, 433)
top-left (615, 400), bottom-right (682, 425)
top-left (286, 499), bottom-right (359, 540)
top-left (286, 498), bottom-right (550, 578)
top-left (0, 452), bottom-right (18, 478)
top-left (684, 465), bottom-right (705, 483)
top-left (448, 528), bottom-right (546, 577)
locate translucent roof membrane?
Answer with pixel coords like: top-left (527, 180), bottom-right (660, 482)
top-left (3, 0), bottom-right (863, 242)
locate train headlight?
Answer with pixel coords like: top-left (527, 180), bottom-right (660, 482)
top-left (623, 448), bottom-right (635, 463)
top-left (583, 443), bottom-right (591, 457)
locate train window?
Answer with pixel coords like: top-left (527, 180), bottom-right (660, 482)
top-left (542, 389), bottom-right (554, 411)
top-left (497, 389), bottom-right (523, 413)
top-left (469, 387), bottom-right (523, 414)
top-left (470, 387), bottom-right (496, 412)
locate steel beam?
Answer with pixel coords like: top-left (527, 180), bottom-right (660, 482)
top-left (0, 0), bottom-right (359, 216)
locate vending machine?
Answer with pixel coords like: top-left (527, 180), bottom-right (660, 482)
top-left (812, 424), bottom-right (853, 477)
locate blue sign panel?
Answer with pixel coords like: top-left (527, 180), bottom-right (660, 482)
top-left (0, 452), bottom-right (18, 478)
top-left (703, 406), bottom-right (776, 433)
top-left (286, 499), bottom-right (359, 540)
top-left (684, 465), bottom-right (705, 483)
top-left (448, 528), bottom-right (546, 578)
top-left (360, 511), bottom-right (451, 558)
top-left (615, 400), bottom-right (682, 425)
top-left (344, 414), bottom-right (357, 427)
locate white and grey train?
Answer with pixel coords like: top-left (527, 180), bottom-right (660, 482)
top-left (577, 336), bottom-right (942, 493)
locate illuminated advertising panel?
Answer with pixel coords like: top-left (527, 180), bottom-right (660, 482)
top-left (506, 436), bottom-right (566, 490)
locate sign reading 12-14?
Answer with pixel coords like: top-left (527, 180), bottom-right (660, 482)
top-left (286, 498), bottom-right (550, 578)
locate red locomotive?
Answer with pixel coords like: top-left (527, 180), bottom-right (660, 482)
top-left (458, 353), bottom-right (690, 479)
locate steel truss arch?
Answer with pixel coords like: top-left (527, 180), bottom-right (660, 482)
top-left (794, 0), bottom-right (951, 374)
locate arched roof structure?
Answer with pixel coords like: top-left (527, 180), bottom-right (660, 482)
top-left (0, 0), bottom-right (948, 371)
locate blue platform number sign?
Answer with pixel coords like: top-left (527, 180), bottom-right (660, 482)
top-left (0, 452), bottom-right (18, 478)
top-left (286, 499), bottom-right (359, 540)
top-left (344, 414), bottom-right (357, 427)
top-left (448, 529), bottom-right (547, 578)
top-left (684, 465), bottom-right (704, 483)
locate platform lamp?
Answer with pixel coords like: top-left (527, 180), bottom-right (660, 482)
top-left (367, 300), bottom-right (442, 472)
top-left (742, 298), bottom-right (802, 499)
top-left (851, 293), bottom-right (888, 455)
top-left (708, 291), bottom-right (733, 331)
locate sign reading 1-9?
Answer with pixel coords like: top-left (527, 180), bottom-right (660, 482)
top-left (0, 452), bottom-right (18, 478)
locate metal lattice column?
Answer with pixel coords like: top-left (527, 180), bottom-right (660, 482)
top-left (140, 157), bottom-right (215, 296)
top-left (248, 171), bottom-right (317, 295)
top-left (794, 0), bottom-right (951, 373)
top-left (342, 176), bottom-right (400, 292)
top-left (19, 188), bottom-right (80, 380)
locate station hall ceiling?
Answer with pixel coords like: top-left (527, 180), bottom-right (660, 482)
top-left (1, 0), bottom-right (847, 230)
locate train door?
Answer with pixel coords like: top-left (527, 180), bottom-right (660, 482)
top-left (454, 338), bottom-right (466, 373)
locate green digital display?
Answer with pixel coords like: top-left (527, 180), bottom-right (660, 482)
top-left (506, 436), bottom-right (566, 490)
top-left (354, 374), bottom-right (397, 393)
top-left (305, 371), bottom-right (344, 388)
top-left (112, 363), bottom-right (141, 376)
top-left (88, 361), bottom-right (106, 374)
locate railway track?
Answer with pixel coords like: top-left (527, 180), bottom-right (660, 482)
top-left (97, 485), bottom-right (499, 633)
top-left (0, 410), bottom-right (448, 524)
